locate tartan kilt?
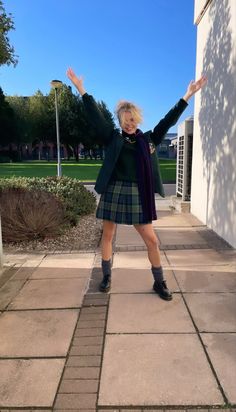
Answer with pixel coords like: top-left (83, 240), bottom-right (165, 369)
top-left (96, 180), bottom-right (154, 225)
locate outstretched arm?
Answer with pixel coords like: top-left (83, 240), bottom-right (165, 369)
top-left (182, 75), bottom-right (207, 102)
top-left (66, 67), bottom-right (113, 144)
top-left (151, 75), bottom-right (207, 145)
top-left (67, 67), bottom-right (86, 96)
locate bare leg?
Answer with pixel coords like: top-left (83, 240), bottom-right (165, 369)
top-left (134, 223), bottom-right (161, 266)
top-left (101, 220), bottom-right (116, 260)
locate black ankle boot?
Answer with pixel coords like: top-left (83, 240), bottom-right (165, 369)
top-left (99, 274), bottom-right (111, 293)
top-left (153, 280), bottom-right (173, 301)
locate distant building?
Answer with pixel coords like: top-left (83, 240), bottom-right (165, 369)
top-left (0, 142), bottom-right (67, 162)
top-left (157, 133), bottom-right (177, 159)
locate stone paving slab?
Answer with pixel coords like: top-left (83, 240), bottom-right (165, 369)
top-left (156, 228), bottom-right (208, 245)
top-left (153, 212), bottom-right (200, 228)
top-left (0, 267), bottom-right (18, 288)
top-left (0, 279), bottom-right (25, 311)
top-left (31, 267), bottom-right (91, 279)
top-left (174, 269), bottom-right (236, 292)
top-left (8, 278), bottom-right (89, 310)
top-left (155, 196), bottom-right (174, 211)
top-left (171, 264), bottom-right (236, 273)
top-left (98, 334), bottom-right (223, 406)
top-left (3, 254), bottom-right (45, 267)
top-left (184, 293), bottom-right (236, 332)
top-left (20, 255), bottom-right (45, 268)
top-left (106, 294), bottom-right (195, 333)
top-left (184, 213), bottom-right (208, 227)
top-left (58, 379), bottom-right (99, 393)
top-left (217, 249), bottom-right (236, 263)
top-left (39, 253), bottom-right (95, 268)
top-left (10, 266), bottom-right (35, 281)
top-left (201, 333), bottom-right (236, 404)
top-left (110, 268), bottom-right (179, 293)
top-left (0, 309), bottom-right (78, 357)
top-left (115, 225), bottom-right (145, 247)
top-left (113, 251), bottom-right (169, 269)
top-left (165, 249), bottom-right (233, 267)
top-left (54, 393), bottom-right (97, 409)
top-left (0, 358), bottom-right (65, 407)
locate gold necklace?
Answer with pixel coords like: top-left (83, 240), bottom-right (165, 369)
top-left (124, 136), bottom-right (136, 144)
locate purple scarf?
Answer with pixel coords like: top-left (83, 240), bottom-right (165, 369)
top-left (123, 129), bottom-right (157, 222)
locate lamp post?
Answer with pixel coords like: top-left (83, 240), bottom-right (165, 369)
top-left (50, 79), bottom-right (63, 177)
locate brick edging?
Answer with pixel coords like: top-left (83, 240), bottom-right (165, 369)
top-left (53, 264), bottom-right (109, 411)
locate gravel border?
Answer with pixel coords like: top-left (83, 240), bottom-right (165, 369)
top-left (3, 213), bottom-right (103, 253)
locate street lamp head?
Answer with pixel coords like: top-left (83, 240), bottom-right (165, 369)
top-left (50, 80), bottom-right (63, 89)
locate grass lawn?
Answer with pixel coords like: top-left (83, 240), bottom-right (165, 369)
top-left (0, 159), bottom-right (176, 182)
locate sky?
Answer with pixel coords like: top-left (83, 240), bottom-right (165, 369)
top-left (0, 0), bottom-right (197, 132)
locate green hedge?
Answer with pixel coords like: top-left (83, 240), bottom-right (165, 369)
top-left (0, 176), bottom-right (96, 225)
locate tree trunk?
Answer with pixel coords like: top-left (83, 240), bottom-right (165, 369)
top-left (17, 143), bottom-right (22, 161)
top-left (66, 144), bottom-right (71, 161)
top-left (73, 145), bottom-right (79, 162)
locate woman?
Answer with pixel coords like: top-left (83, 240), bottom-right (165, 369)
top-left (67, 68), bottom-right (207, 301)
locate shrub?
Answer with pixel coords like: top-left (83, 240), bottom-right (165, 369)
top-left (0, 176), bottom-right (96, 224)
top-left (0, 188), bottom-right (66, 242)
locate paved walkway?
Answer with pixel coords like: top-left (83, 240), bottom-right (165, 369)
top-left (0, 194), bottom-right (236, 411)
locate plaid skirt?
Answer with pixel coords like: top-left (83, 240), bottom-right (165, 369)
top-left (96, 180), bottom-right (155, 225)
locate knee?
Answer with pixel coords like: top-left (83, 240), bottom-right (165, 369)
top-left (146, 235), bottom-right (159, 250)
top-left (102, 229), bottom-right (115, 243)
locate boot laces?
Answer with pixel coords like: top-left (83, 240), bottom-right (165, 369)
top-left (162, 280), bottom-right (168, 289)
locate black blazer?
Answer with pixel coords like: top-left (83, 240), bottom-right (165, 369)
top-left (82, 93), bottom-right (188, 196)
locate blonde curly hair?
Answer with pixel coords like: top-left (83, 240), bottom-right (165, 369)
top-left (115, 100), bottom-right (143, 127)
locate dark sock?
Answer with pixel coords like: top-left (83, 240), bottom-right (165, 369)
top-left (102, 259), bottom-right (111, 277)
top-left (151, 265), bottom-right (164, 283)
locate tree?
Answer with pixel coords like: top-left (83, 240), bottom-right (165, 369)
top-left (47, 84), bottom-right (109, 161)
top-left (29, 90), bottom-right (52, 144)
top-left (2, 83), bottom-right (116, 161)
top-left (0, 87), bottom-right (16, 147)
top-left (48, 84), bottom-right (81, 160)
top-left (98, 100), bottom-right (116, 129)
top-left (0, 0), bottom-right (18, 66)
top-left (88, 100), bottom-right (116, 158)
top-left (6, 94), bottom-right (31, 159)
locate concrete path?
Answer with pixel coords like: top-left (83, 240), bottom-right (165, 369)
top-left (0, 193), bottom-right (236, 411)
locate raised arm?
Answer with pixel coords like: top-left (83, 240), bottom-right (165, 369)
top-left (182, 75), bottom-right (207, 102)
top-left (67, 68), bottom-right (86, 96)
top-left (151, 75), bottom-right (207, 146)
top-left (66, 68), bottom-right (113, 143)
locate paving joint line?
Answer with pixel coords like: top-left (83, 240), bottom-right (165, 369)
top-left (0, 355), bottom-right (66, 361)
top-left (0, 407), bottom-right (235, 411)
top-left (96, 405), bottom-right (235, 410)
top-left (5, 307), bottom-right (82, 312)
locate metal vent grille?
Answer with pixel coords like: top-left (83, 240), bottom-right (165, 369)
top-left (176, 119), bottom-right (193, 201)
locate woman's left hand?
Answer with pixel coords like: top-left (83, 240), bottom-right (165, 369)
top-left (183, 75), bottom-right (207, 101)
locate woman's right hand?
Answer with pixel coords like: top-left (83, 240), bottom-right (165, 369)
top-left (66, 67), bottom-right (86, 96)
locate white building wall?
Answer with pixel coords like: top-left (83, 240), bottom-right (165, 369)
top-left (191, 0), bottom-right (236, 247)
